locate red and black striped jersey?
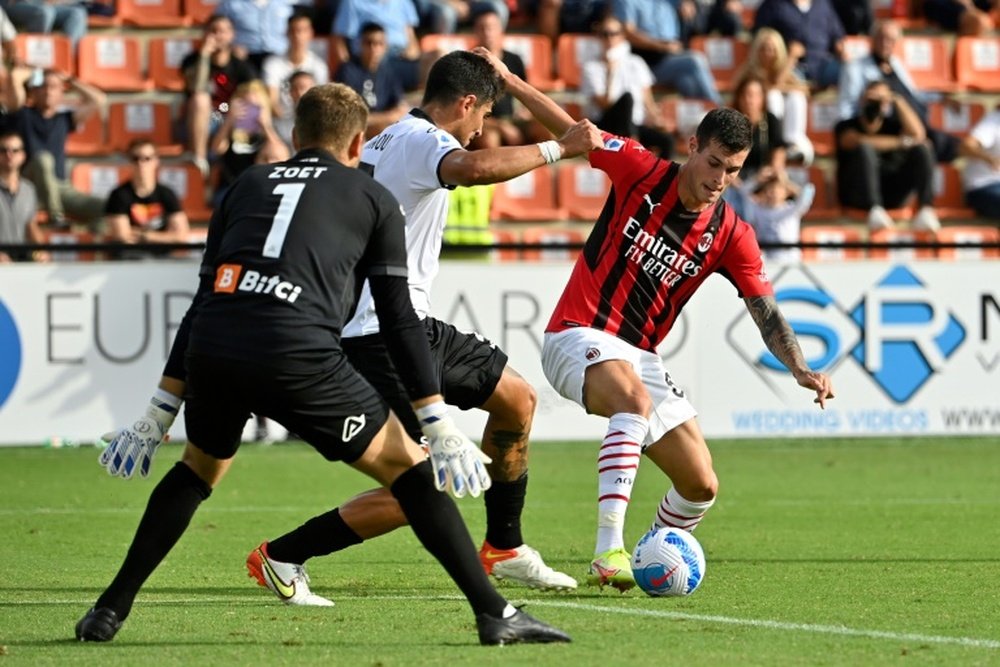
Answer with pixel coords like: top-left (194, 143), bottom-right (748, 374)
top-left (546, 134), bottom-right (773, 352)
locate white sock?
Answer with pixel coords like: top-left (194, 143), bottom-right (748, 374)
top-left (595, 413), bottom-right (648, 555)
top-left (502, 604), bottom-right (517, 618)
top-left (653, 487), bottom-right (715, 532)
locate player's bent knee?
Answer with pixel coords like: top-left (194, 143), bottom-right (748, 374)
top-left (180, 442), bottom-right (230, 487)
top-left (679, 472), bottom-right (718, 503)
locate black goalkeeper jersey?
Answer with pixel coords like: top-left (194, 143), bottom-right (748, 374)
top-left (188, 148), bottom-right (409, 370)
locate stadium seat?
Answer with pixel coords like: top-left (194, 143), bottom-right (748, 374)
top-left (555, 33), bottom-right (600, 90)
top-left (77, 35), bottom-right (151, 92)
top-left (872, 0), bottom-right (926, 28)
top-left (927, 100), bottom-right (985, 138)
top-left (65, 112), bottom-right (107, 157)
top-left (805, 99), bottom-right (841, 157)
top-left (44, 230), bottom-right (102, 261)
top-left (503, 34), bottom-right (559, 90)
top-left (557, 160), bottom-right (610, 221)
top-left (936, 225), bottom-right (1000, 259)
top-left (896, 36), bottom-right (956, 92)
top-left (868, 228), bottom-right (937, 259)
top-left (13, 34), bottom-right (74, 75)
top-left (520, 226), bottom-right (586, 261)
top-left (490, 170), bottom-right (566, 221)
top-left (660, 98), bottom-right (717, 153)
top-left (799, 225), bottom-right (865, 262)
top-left (841, 35), bottom-right (871, 62)
top-left (117, 0), bottom-right (190, 27)
top-left (932, 164), bottom-right (977, 220)
top-left (184, 0), bottom-right (219, 25)
top-left (492, 228), bottom-right (520, 262)
top-left (786, 166), bottom-right (839, 220)
top-left (108, 101), bottom-right (184, 156)
top-left (158, 162), bottom-right (213, 222)
top-left (688, 36), bottom-right (749, 92)
top-left (954, 37), bottom-right (1000, 92)
top-left (419, 33), bottom-right (475, 54)
top-left (71, 162), bottom-right (130, 199)
top-left (148, 37), bottom-right (196, 92)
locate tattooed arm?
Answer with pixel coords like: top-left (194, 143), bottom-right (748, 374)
top-left (744, 295), bottom-right (836, 408)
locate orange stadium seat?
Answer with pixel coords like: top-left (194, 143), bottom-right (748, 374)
top-left (868, 228), bottom-right (937, 259)
top-left (936, 225), bottom-right (1000, 259)
top-left (557, 160), bottom-right (610, 221)
top-left (108, 101), bottom-right (184, 156)
top-left (420, 33), bottom-right (475, 54)
top-left (689, 36), bottom-right (749, 92)
top-left (492, 228), bottom-right (520, 262)
top-left (65, 112), bottom-right (107, 157)
top-left (158, 162), bottom-right (213, 222)
top-left (77, 35), bottom-right (151, 92)
top-left (502, 34), bottom-right (559, 90)
top-left (184, 0), bottom-right (219, 25)
top-left (71, 163), bottom-right (130, 199)
top-left (660, 98), bottom-right (717, 153)
top-left (805, 99), bottom-right (841, 157)
top-left (491, 170), bottom-right (566, 222)
top-left (954, 37), bottom-right (1000, 92)
top-left (117, 0), bottom-right (190, 27)
top-left (786, 166), bottom-right (839, 220)
top-left (13, 34), bottom-right (74, 75)
top-left (148, 37), bottom-right (196, 92)
top-left (800, 225), bottom-right (866, 261)
top-left (555, 33), bottom-right (601, 90)
top-left (927, 100), bottom-right (985, 138)
top-left (932, 164), bottom-right (977, 220)
top-left (521, 226), bottom-right (586, 261)
top-left (896, 36), bottom-right (956, 92)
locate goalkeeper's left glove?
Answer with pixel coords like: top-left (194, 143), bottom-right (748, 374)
top-left (417, 401), bottom-right (492, 499)
top-left (98, 390), bottom-right (181, 479)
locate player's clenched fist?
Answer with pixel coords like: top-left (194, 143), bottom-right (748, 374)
top-left (558, 119), bottom-right (604, 159)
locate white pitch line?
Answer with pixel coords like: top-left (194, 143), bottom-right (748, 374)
top-left (10, 595), bottom-right (999, 650)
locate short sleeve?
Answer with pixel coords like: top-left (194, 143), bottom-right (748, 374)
top-left (718, 220), bottom-right (774, 298)
top-left (261, 56), bottom-right (283, 88)
top-left (104, 185), bottom-right (130, 215)
top-left (588, 131), bottom-right (659, 185)
top-left (159, 185), bottom-right (182, 215)
top-left (413, 124), bottom-right (463, 189)
top-left (971, 111), bottom-right (1000, 151)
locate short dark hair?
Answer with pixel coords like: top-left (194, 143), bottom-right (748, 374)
top-left (294, 82), bottom-right (368, 152)
top-left (359, 21), bottom-right (385, 35)
top-left (695, 107), bottom-right (752, 154)
top-left (421, 50), bottom-right (504, 108)
top-left (126, 137), bottom-right (156, 155)
top-left (287, 12), bottom-right (313, 29)
top-left (0, 130), bottom-right (23, 145)
top-left (205, 14), bottom-right (231, 28)
top-left (287, 70), bottom-right (316, 87)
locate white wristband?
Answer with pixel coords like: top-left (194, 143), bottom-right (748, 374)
top-left (537, 140), bottom-right (561, 165)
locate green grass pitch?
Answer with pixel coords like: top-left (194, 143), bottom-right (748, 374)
top-left (1, 438), bottom-right (998, 666)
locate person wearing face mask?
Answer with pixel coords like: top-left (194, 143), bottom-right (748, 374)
top-left (580, 14), bottom-right (675, 157)
top-left (834, 80), bottom-right (940, 232)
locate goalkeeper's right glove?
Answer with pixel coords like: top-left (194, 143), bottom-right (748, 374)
top-left (99, 390), bottom-right (181, 479)
top-left (417, 401), bottom-right (492, 499)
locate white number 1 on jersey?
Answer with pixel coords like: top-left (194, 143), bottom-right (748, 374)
top-left (263, 183), bottom-right (306, 258)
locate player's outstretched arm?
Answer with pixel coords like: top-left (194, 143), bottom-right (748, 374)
top-left (744, 296), bottom-right (836, 409)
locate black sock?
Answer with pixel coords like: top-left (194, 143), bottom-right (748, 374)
top-left (391, 461), bottom-right (507, 618)
top-left (95, 462), bottom-right (212, 620)
top-left (484, 472), bottom-right (527, 550)
top-left (267, 508), bottom-right (363, 564)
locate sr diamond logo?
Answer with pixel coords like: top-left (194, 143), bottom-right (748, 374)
top-left (849, 265), bottom-right (966, 402)
top-left (726, 265), bottom-right (966, 404)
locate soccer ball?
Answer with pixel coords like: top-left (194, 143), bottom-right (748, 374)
top-left (631, 526), bottom-right (706, 597)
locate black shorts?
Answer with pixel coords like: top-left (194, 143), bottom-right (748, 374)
top-left (183, 352), bottom-right (389, 462)
top-left (343, 317), bottom-right (508, 440)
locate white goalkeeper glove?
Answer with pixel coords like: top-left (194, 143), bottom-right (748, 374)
top-left (99, 390), bottom-right (181, 479)
top-left (417, 401), bottom-right (492, 499)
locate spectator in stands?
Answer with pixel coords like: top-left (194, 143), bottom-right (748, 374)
top-left (738, 165), bottom-right (815, 263)
top-left (611, 0), bottom-right (723, 104)
top-left (180, 15), bottom-right (256, 177)
top-left (416, 0), bottom-right (509, 34)
top-left (0, 7), bottom-right (16, 93)
top-left (676, 0), bottom-right (743, 45)
top-left (218, 0), bottom-right (296, 72)
top-left (273, 70), bottom-right (316, 150)
top-left (580, 13), bottom-right (674, 157)
top-left (209, 80), bottom-right (289, 205)
top-left (922, 0), bottom-right (995, 36)
top-left (739, 27), bottom-right (814, 165)
top-left (2, 0), bottom-right (86, 51)
top-left (831, 0), bottom-right (873, 35)
top-left (753, 0), bottom-right (846, 89)
top-left (332, 0), bottom-right (437, 92)
top-left (0, 129), bottom-right (47, 262)
top-left (104, 139), bottom-right (190, 255)
top-left (2, 67), bottom-right (105, 228)
top-left (835, 80), bottom-right (940, 231)
top-left (837, 19), bottom-right (961, 163)
top-left (535, 0), bottom-right (607, 43)
top-left (731, 75), bottom-right (786, 179)
top-left (960, 107), bottom-right (1000, 219)
top-left (335, 22), bottom-right (407, 137)
top-left (262, 13), bottom-right (329, 134)
top-left (468, 7), bottom-right (528, 148)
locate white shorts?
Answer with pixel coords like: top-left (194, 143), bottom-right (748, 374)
top-left (541, 328), bottom-right (697, 446)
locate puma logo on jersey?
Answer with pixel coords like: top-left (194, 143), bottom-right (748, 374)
top-left (213, 264), bottom-right (304, 304)
top-left (643, 194), bottom-right (662, 214)
top-left (342, 414), bottom-right (366, 442)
